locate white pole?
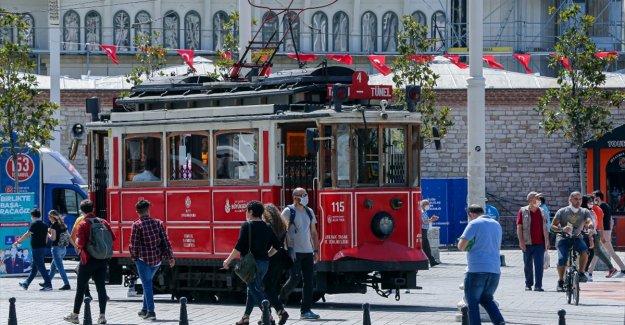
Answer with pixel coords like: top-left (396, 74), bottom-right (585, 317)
top-left (49, 0), bottom-right (61, 152)
top-left (238, 0), bottom-right (252, 63)
top-left (467, 0), bottom-right (486, 207)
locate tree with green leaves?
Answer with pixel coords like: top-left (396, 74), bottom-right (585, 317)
top-left (392, 15), bottom-right (453, 146)
top-left (125, 31), bottom-right (167, 87)
top-left (537, 4), bottom-right (624, 192)
top-left (214, 11), bottom-right (240, 79)
top-left (0, 9), bottom-right (59, 190)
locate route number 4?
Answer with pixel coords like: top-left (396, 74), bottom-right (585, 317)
top-left (331, 201), bottom-right (345, 212)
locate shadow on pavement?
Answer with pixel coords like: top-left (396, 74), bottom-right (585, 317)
top-left (313, 302), bottom-right (457, 313)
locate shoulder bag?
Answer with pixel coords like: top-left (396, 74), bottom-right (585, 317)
top-left (234, 222), bottom-right (257, 284)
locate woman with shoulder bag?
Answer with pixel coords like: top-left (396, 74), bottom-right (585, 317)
top-left (262, 203), bottom-right (291, 325)
top-left (45, 210), bottom-right (74, 290)
top-left (224, 201), bottom-right (281, 325)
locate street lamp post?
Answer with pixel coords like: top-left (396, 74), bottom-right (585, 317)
top-left (49, 0), bottom-right (61, 152)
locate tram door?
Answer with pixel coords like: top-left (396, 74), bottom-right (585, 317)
top-left (89, 131), bottom-right (109, 219)
top-left (282, 125), bottom-right (318, 213)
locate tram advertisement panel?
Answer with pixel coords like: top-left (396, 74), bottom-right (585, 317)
top-left (166, 191), bottom-right (211, 222)
top-left (167, 227), bottom-right (213, 254)
top-left (120, 191), bottom-right (165, 222)
top-left (319, 192), bottom-right (353, 260)
top-left (212, 190), bottom-right (260, 222)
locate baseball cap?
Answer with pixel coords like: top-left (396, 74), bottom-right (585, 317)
top-left (135, 199), bottom-right (152, 210)
top-left (526, 191), bottom-right (542, 201)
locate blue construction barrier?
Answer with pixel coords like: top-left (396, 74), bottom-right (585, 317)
top-left (422, 178), bottom-right (468, 246)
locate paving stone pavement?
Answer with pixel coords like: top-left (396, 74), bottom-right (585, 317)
top-left (1, 249), bottom-right (624, 325)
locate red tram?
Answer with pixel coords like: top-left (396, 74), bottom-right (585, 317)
top-left (86, 66), bottom-right (429, 301)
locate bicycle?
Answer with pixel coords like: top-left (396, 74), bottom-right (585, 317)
top-left (561, 234), bottom-right (582, 305)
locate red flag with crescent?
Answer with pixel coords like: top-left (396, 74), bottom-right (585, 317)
top-left (512, 53), bottom-right (533, 74)
top-left (551, 54), bottom-right (572, 71)
top-left (327, 54), bottom-right (353, 65)
top-left (595, 51), bottom-right (618, 61)
top-left (177, 49), bottom-right (196, 72)
top-left (443, 54), bottom-right (469, 69)
top-left (99, 44), bottom-right (119, 64)
top-left (407, 55), bottom-right (433, 64)
top-left (260, 55), bottom-right (272, 76)
top-left (287, 53), bottom-right (318, 62)
top-left (482, 55), bottom-right (504, 69)
top-left (368, 55), bottom-right (392, 76)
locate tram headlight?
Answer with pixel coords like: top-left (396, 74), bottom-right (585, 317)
top-left (371, 211), bottom-right (395, 240)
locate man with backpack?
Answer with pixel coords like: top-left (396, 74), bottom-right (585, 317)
top-left (279, 187), bottom-right (320, 320)
top-left (64, 200), bottom-right (115, 325)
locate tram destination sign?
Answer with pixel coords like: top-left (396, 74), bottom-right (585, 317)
top-left (327, 71), bottom-right (393, 100)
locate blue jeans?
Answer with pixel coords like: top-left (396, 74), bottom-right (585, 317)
top-left (523, 244), bottom-right (545, 289)
top-left (25, 247), bottom-right (51, 288)
top-left (464, 272), bottom-right (505, 325)
top-left (135, 260), bottom-right (160, 312)
top-left (49, 246), bottom-right (70, 286)
top-left (244, 259), bottom-right (269, 316)
top-left (557, 237), bottom-right (588, 266)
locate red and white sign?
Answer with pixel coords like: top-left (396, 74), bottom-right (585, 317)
top-left (326, 71), bottom-right (393, 100)
top-left (5, 154), bottom-right (35, 182)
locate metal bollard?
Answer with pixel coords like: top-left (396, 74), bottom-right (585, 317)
top-left (8, 297), bottom-right (17, 325)
top-left (558, 309), bottom-right (566, 325)
top-left (261, 300), bottom-right (271, 325)
top-left (179, 297), bottom-right (189, 325)
top-left (83, 297), bottom-right (93, 325)
top-left (461, 306), bottom-right (469, 325)
top-left (362, 303), bottom-right (371, 325)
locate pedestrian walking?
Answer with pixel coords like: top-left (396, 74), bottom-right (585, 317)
top-left (551, 191), bottom-right (592, 292)
top-left (421, 199), bottom-right (441, 267)
top-left (223, 201), bottom-right (281, 325)
top-left (45, 210), bottom-right (73, 290)
top-left (13, 208), bottom-right (53, 291)
top-left (581, 195), bottom-right (617, 280)
top-left (64, 199), bottom-right (115, 324)
top-left (458, 204), bottom-right (505, 325)
top-left (279, 187), bottom-right (321, 320)
top-left (262, 203), bottom-right (290, 325)
top-left (516, 191), bottom-right (549, 291)
top-left (70, 211), bottom-right (92, 299)
top-left (592, 190), bottom-right (625, 277)
top-left (129, 199), bottom-right (175, 321)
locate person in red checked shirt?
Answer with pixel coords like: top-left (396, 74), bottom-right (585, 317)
top-left (64, 200), bottom-right (116, 325)
top-left (129, 199), bottom-right (175, 321)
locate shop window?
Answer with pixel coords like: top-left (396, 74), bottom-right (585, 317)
top-left (215, 131), bottom-right (258, 182)
top-left (167, 133), bottom-right (209, 183)
top-left (124, 135), bottom-right (162, 184)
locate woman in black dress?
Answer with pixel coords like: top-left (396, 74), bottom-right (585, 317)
top-left (263, 203), bottom-right (290, 325)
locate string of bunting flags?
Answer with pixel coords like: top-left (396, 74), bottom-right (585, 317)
top-left (96, 43), bottom-right (620, 77)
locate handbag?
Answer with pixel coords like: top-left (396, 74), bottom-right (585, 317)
top-left (234, 222), bottom-right (257, 284)
top-left (543, 251), bottom-right (550, 270)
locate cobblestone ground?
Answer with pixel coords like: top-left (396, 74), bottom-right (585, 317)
top-left (0, 249), bottom-right (624, 324)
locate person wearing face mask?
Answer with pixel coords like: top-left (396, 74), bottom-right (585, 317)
top-left (516, 192), bottom-right (550, 291)
top-left (420, 199), bottom-right (440, 267)
top-left (279, 187), bottom-right (321, 320)
top-left (551, 191), bottom-right (593, 292)
top-left (592, 190), bottom-right (625, 277)
top-left (582, 195), bottom-right (617, 280)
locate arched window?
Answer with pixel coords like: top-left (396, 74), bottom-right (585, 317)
top-left (333, 11), bottom-right (349, 52)
top-left (412, 10), bottom-right (427, 27)
top-left (63, 10), bottom-right (80, 51)
top-left (213, 11), bottom-right (229, 50)
top-left (431, 11), bottom-right (447, 51)
top-left (381, 11), bottom-right (398, 52)
top-left (283, 11), bottom-right (300, 52)
top-left (163, 11), bottom-right (180, 49)
top-left (0, 24), bottom-right (13, 44)
top-left (19, 13), bottom-right (35, 47)
top-left (361, 11), bottom-right (377, 53)
top-left (84, 11), bottom-right (101, 51)
top-left (311, 11), bottom-right (328, 52)
top-left (262, 11), bottom-right (279, 44)
top-left (113, 10), bottom-right (131, 50)
top-left (184, 11), bottom-right (201, 49)
top-left (134, 11), bottom-right (152, 45)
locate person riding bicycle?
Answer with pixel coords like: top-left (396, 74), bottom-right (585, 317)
top-left (550, 191), bottom-right (594, 292)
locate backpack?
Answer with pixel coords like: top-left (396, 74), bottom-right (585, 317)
top-left (57, 227), bottom-right (71, 248)
top-left (86, 218), bottom-right (113, 260)
top-left (287, 205), bottom-right (314, 234)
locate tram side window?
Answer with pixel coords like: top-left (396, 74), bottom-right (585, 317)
top-left (382, 127), bottom-right (406, 184)
top-left (336, 124), bottom-right (350, 188)
top-left (125, 135), bottom-right (162, 183)
top-left (168, 133), bottom-right (209, 181)
top-left (355, 127), bottom-right (379, 186)
top-left (215, 131), bottom-right (258, 180)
